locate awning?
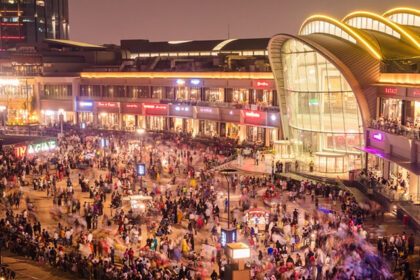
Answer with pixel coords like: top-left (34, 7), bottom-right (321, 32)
top-left (356, 146), bottom-right (420, 175)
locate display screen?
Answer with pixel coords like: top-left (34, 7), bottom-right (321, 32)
top-left (137, 163), bottom-right (146, 176)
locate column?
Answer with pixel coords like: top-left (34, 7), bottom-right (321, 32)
top-left (409, 172), bottom-right (419, 202)
top-left (239, 125), bottom-right (247, 144)
top-left (72, 78), bottom-right (81, 125)
top-left (192, 119), bottom-right (199, 137)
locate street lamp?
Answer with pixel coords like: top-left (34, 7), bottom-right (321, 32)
top-left (58, 108), bottom-right (64, 135)
top-left (220, 168), bottom-right (237, 228)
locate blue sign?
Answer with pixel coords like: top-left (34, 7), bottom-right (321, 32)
top-left (137, 163), bottom-right (146, 176)
top-left (220, 228), bottom-right (237, 247)
top-left (77, 100), bottom-right (94, 112)
top-left (100, 138), bottom-right (107, 148)
top-left (190, 79), bottom-right (201, 86)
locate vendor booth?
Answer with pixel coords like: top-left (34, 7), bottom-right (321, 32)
top-left (245, 208), bottom-right (269, 231)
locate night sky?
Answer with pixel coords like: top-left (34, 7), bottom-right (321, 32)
top-left (69, 0), bottom-right (420, 45)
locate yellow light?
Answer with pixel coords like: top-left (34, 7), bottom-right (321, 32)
top-left (0, 78), bottom-right (19, 86)
top-left (379, 73), bottom-right (420, 85)
top-left (383, 7), bottom-right (420, 18)
top-left (100, 112), bottom-right (107, 117)
top-left (299, 15), bottom-right (382, 60)
top-left (136, 128), bottom-right (145, 134)
top-left (343, 11), bottom-right (420, 49)
top-left (80, 72), bottom-right (274, 80)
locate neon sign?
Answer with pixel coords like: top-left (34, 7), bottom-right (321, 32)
top-left (413, 90), bottom-right (420, 97)
top-left (200, 108), bottom-right (213, 113)
top-left (14, 146), bottom-right (26, 158)
top-left (384, 87), bottom-right (398, 94)
top-left (79, 101), bottom-right (93, 107)
top-left (245, 111), bottom-right (261, 118)
top-left (176, 79), bottom-right (185, 85)
top-left (125, 103), bottom-right (139, 109)
top-left (143, 104), bottom-right (168, 110)
top-left (97, 101), bottom-right (117, 108)
top-left (256, 80), bottom-right (269, 88)
top-left (372, 132), bottom-right (383, 141)
top-left (174, 106), bottom-right (190, 112)
top-left (190, 79), bottom-right (201, 86)
top-left (15, 140), bottom-right (57, 157)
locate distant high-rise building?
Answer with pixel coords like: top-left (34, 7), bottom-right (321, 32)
top-left (0, 0), bottom-right (69, 49)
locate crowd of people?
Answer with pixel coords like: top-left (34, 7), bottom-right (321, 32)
top-left (371, 117), bottom-right (420, 140)
top-left (0, 127), bottom-right (412, 279)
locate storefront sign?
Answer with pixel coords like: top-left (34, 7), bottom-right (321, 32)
top-left (413, 90), bottom-right (420, 97)
top-left (79, 100), bottom-right (93, 108)
top-left (174, 106), bottom-right (190, 112)
top-left (97, 101), bottom-right (118, 108)
top-left (15, 140), bottom-right (57, 158)
top-left (220, 228), bottom-right (237, 247)
top-left (190, 79), bottom-right (201, 86)
top-left (143, 103), bottom-right (168, 115)
top-left (378, 87), bottom-right (406, 97)
top-left (407, 88), bottom-right (420, 98)
top-left (255, 80), bottom-right (270, 88)
top-left (126, 103), bottom-right (139, 109)
top-left (200, 108), bottom-right (213, 113)
top-left (143, 104), bottom-right (167, 110)
top-left (372, 132), bottom-right (383, 141)
top-left (176, 79), bottom-right (185, 85)
top-left (384, 87), bottom-right (398, 94)
top-left (245, 111), bottom-right (261, 118)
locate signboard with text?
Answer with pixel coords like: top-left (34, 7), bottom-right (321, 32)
top-left (15, 140), bottom-right (57, 158)
top-left (143, 103), bottom-right (168, 116)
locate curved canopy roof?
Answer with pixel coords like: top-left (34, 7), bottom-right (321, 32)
top-left (383, 7), bottom-right (420, 27)
top-left (343, 11), bottom-right (420, 50)
top-left (299, 15), bottom-right (382, 59)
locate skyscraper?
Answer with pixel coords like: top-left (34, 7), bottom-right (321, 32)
top-left (0, 0), bottom-right (69, 50)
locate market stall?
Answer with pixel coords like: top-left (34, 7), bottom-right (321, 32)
top-left (244, 207), bottom-right (269, 231)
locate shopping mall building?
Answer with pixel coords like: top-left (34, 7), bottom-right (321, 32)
top-left (1, 7), bottom-right (420, 197)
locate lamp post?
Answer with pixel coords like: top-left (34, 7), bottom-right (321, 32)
top-left (220, 168), bottom-right (237, 228)
top-left (58, 108), bottom-right (64, 135)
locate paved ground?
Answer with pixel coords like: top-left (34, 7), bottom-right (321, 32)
top-left (2, 146), bottom-right (420, 279)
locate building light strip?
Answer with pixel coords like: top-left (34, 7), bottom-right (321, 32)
top-left (299, 15), bottom-right (382, 60)
top-left (80, 72), bottom-right (274, 80)
top-left (343, 11), bottom-right (420, 49)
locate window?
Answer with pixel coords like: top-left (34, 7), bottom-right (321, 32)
top-left (44, 85), bottom-right (72, 98)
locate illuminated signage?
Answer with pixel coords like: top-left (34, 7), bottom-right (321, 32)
top-left (270, 114), bottom-right (277, 121)
top-left (79, 101), bottom-right (93, 108)
top-left (143, 104), bottom-right (168, 110)
top-left (190, 79), bottom-right (201, 86)
top-left (125, 103), bottom-right (139, 109)
top-left (245, 111), bottom-right (261, 118)
top-left (413, 90), bottom-right (420, 97)
top-left (174, 106), bottom-right (190, 112)
top-left (220, 228), bottom-right (237, 247)
top-left (256, 80), bottom-right (269, 88)
top-left (232, 247), bottom-right (251, 259)
top-left (14, 146), bottom-right (27, 158)
top-left (309, 98), bottom-right (319, 105)
top-left (200, 108), bottom-right (213, 113)
top-left (384, 87), bottom-right (398, 94)
top-left (16, 140), bottom-right (57, 157)
top-left (97, 101), bottom-right (118, 108)
top-left (137, 163), bottom-right (146, 176)
top-left (176, 79), bottom-right (185, 85)
top-left (372, 132), bottom-right (383, 141)
top-left (0, 79), bottom-right (19, 86)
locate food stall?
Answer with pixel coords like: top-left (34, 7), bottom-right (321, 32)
top-left (244, 208), bottom-right (269, 231)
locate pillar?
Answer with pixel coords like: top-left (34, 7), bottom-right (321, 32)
top-left (72, 78), bottom-right (80, 125)
top-left (409, 172), bottom-right (419, 202)
top-left (239, 125), bottom-right (246, 144)
top-left (192, 119), bottom-right (199, 137)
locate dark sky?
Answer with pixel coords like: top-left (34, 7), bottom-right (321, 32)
top-left (69, 0), bottom-right (420, 45)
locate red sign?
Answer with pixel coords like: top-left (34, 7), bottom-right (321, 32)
top-left (413, 90), bottom-right (420, 97)
top-left (15, 146), bottom-right (27, 158)
top-left (143, 104), bottom-right (168, 110)
top-left (126, 103), bottom-right (139, 109)
top-left (98, 101), bottom-right (118, 108)
top-left (256, 80), bottom-right (269, 88)
top-left (384, 87), bottom-right (398, 94)
top-left (245, 111), bottom-right (261, 118)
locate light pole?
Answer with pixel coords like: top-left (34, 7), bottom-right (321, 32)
top-left (58, 108), bottom-right (64, 135)
top-left (220, 168), bottom-right (237, 227)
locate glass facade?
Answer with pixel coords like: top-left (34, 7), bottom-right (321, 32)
top-left (281, 39), bottom-right (363, 171)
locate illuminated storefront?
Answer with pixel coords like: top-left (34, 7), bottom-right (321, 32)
top-left (274, 39), bottom-right (364, 172)
top-left (121, 103), bottom-right (142, 130)
top-left (96, 101), bottom-right (120, 129)
top-left (199, 120), bottom-right (218, 137)
top-left (144, 103), bottom-right (168, 131)
top-left (76, 99), bottom-right (94, 126)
